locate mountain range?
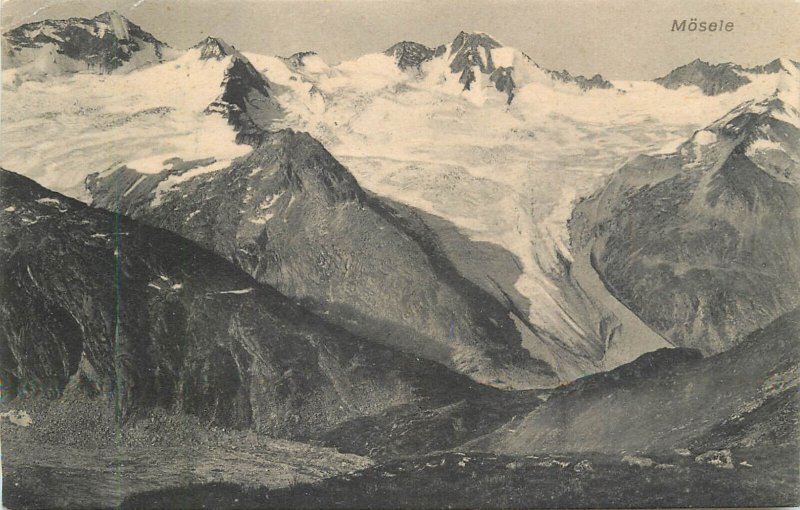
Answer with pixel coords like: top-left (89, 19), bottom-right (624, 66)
top-left (1, 10), bottom-right (798, 509)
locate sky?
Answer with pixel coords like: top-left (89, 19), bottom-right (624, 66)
top-left (2, 0), bottom-right (799, 79)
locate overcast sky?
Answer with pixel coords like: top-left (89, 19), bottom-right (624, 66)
top-left (2, 0), bottom-right (799, 79)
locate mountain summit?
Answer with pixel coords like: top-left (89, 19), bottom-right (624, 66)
top-left (655, 57), bottom-right (800, 95)
top-left (193, 36), bottom-right (236, 60)
top-left (191, 36), bottom-right (282, 138)
top-left (2, 11), bottom-right (170, 75)
top-left (384, 41), bottom-right (444, 70)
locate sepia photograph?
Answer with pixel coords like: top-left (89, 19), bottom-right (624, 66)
top-left (0, 0), bottom-right (798, 507)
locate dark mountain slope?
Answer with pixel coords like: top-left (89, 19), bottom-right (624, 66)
top-left (654, 59), bottom-right (750, 95)
top-left (85, 130), bottom-right (558, 389)
top-left (569, 95), bottom-right (800, 354)
top-left (0, 168), bottom-right (533, 441)
top-left (2, 11), bottom-right (170, 74)
top-left (468, 308), bottom-right (799, 454)
top-left (547, 68), bottom-right (614, 91)
top-left (654, 57), bottom-right (800, 95)
top-left (194, 36), bottom-right (283, 138)
top-left (384, 41), bottom-right (444, 70)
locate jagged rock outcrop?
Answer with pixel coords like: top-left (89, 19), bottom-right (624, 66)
top-left (193, 36), bottom-right (235, 60)
top-left (384, 41), bottom-right (444, 70)
top-left (283, 51), bottom-right (320, 69)
top-left (548, 69), bottom-right (614, 91)
top-left (196, 36), bottom-right (282, 138)
top-left (469, 309), bottom-right (800, 454)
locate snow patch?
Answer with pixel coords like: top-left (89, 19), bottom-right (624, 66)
top-left (491, 47), bottom-right (516, 68)
top-left (0, 410), bottom-right (32, 427)
top-left (622, 455), bottom-right (655, 467)
top-left (693, 130), bottom-right (717, 145)
top-left (1, 50), bottom-right (252, 198)
top-left (747, 137), bottom-right (783, 154)
top-left (35, 197), bottom-right (63, 206)
top-left (215, 288), bottom-right (255, 295)
top-left (695, 450), bottom-right (734, 469)
top-left (106, 12), bottom-right (131, 40)
top-left (124, 175), bottom-right (148, 196)
top-left (249, 213), bottom-right (274, 224)
top-left (151, 158), bottom-right (235, 207)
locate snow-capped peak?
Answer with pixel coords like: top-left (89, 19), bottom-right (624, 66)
top-left (449, 31), bottom-right (504, 71)
top-left (451, 31), bottom-right (504, 52)
top-left (93, 11), bottom-right (132, 40)
top-left (193, 36), bottom-right (236, 60)
top-left (778, 57), bottom-right (800, 75)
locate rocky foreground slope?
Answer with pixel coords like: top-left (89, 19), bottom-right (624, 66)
top-left (469, 308), bottom-right (799, 455)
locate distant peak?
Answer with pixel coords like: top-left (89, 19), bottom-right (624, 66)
top-left (745, 57), bottom-right (800, 75)
top-left (385, 41), bottom-right (432, 53)
top-left (91, 10), bottom-right (133, 40)
top-left (384, 41), bottom-right (439, 70)
top-left (193, 36), bottom-right (235, 60)
top-left (289, 50), bottom-right (317, 60)
top-left (451, 31), bottom-right (503, 52)
top-left (284, 51), bottom-right (318, 68)
top-left (94, 10), bottom-right (126, 21)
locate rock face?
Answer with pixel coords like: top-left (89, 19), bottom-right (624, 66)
top-left (283, 51), bottom-right (320, 69)
top-left (197, 37), bottom-right (282, 138)
top-left (468, 309), bottom-right (800, 454)
top-left (569, 95), bottom-right (800, 354)
top-left (447, 32), bottom-right (515, 103)
top-left (193, 36), bottom-right (235, 60)
top-left (654, 58), bottom-right (800, 95)
top-left (654, 59), bottom-right (750, 95)
top-left (384, 41), bottom-right (443, 70)
top-left (2, 11), bottom-right (170, 75)
top-left (547, 69), bottom-right (614, 91)
top-left (383, 32), bottom-right (616, 104)
top-left (86, 130), bottom-right (558, 389)
top-left (0, 168), bottom-right (517, 439)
